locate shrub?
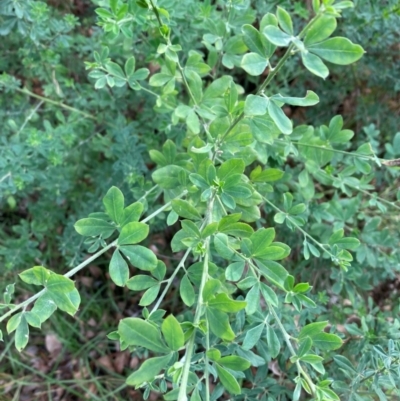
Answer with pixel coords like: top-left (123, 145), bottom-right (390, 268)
top-left (1, 0), bottom-right (400, 400)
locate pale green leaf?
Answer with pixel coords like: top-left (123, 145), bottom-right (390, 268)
top-left (162, 315), bottom-right (184, 351)
top-left (118, 317), bottom-right (170, 353)
top-left (126, 354), bottom-right (172, 386)
top-left (308, 37), bottom-right (364, 65)
top-left (120, 245), bottom-right (158, 271)
top-left (241, 53), bottom-right (268, 76)
top-left (109, 249), bottom-right (129, 287)
top-left (118, 222), bottom-right (149, 245)
top-left (215, 364), bottom-right (241, 395)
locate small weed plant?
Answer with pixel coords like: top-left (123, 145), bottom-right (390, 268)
top-left (1, 0), bottom-right (400, 400)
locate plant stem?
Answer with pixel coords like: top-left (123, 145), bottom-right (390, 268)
top-left (268, 304), bottom-right (316, 395)
top-left (14, 87), bottom-right (97, 121)
top-left (177, 238), bottom-right (211, 401)
top-left (178, 195), bottom-right (214, 401)
top-left (141, 190), bottom-right (187, 223)
top-left (150, 247), bottom-right (192, 314)
top-left (274, 138), bottom-right (380, 163)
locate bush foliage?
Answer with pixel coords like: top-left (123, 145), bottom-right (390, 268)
top-left (1, 0), bottom-right (400, 400)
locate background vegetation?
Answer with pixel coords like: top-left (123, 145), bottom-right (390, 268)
top-left (0, 0), bottom-right (399, 400)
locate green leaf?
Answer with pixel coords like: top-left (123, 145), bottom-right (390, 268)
top-left (118, 317), bottom-right (169, 353)
top-left (260, 283), bottom-right (279, 307)
top-left (74, 218), bottom-right (115, 237)
top-left (244, 95), bottom-right (268, 116)
top-left (250, 228), bottom-right (275, 256)
top-left (219, 355), bottom-right (251, 371)
top-left (241, 53), bottom-right (268, 76)
top-left (126, 354), bottom-right (172, 386)
top-left (105, 61), bottom-right (125, 79)
top-left (266, 325), bottom-right (280, 358)
top-left (171, 199), bottom-right (201, 220)
top-left (207, 308), bottom-right (235, 341)
top-left (250, 167), bottom-right (284, 182)
top-left (245, 284), bottom-right (260, 315)
top-left (263, 26), bottom-right (292, 47)
top-left (242, 25), bottom-right (268, 56)
top-left (139, 284), bottom-right (160, 306)
top-left (19, 266), bottom-right (50, 286)
top-left (207, 348), bottom-right (221, 361)
top-left (149, 73), bottom-right (173, 87)
top-left (31, 292), bottom-right (57, 323)
top-left (214, 233), bottom-right (234, 260)
top-left (312, 333), bottom-right (343, 351)
top-left (109, 249), bottom-right (129, 287)
top-left (0, 329), bottom-right (2, 342)
top-left (25, 311), bottom-right (41, 328)
top-left (189, 173), bottom-right (209, 189)
top-left (130, 68), bottom-right (149, 81)
top-left (180, 274), bottom-right (195, 306)
top-left (302, 52), bottom-right (329, 79)
top-left (272, 90), bottom-right (319, 107)
top-left (268, 100), bottom-right (292, 134)
top-left (253, 244), bottom-right (289, 260)
top-left (215, 364), bottom-right (241, 395)
top-left (242, 323), bottom-right (264, 350)
top-left (15, 315), bottom-right (29, 352)
top-left (46, 273), bottom-right (75, 293)
top-left (299, 321), bottom-right (329, 340)
top-left (307, 37), bottom-right (364, 65)
top-left (256, 260), bottom-right (288, 289)
top-left (162, 315), bottom-right (184, 351)
top-left (217, 159), bottom-right (245, 180)
top-left (202, 279), bottom-right (221, 302)
top-left (333, 355), bottom-right (356, 373)
top-left (121, 202), bottom-right (143, 226)
top-left (300, 354), bottom-right (324, 363)
top-left (277, 7), bottom-right (293, 35)
top-left (120, 245), bottom-right (158, 271)
top-left (185, 69), bottom-right (203, 103)
top-left (127, 275), bottom-right (158, 291)
top-left (187, 110), bottom-right (200, 134)
top-left (124, 56), bottom-right (136, 77)
top-left (152, 165), bottom-right (186, 189)
top-left (225, 261), bottom-right (245, 282)
top-left (7, 312), bottom-right (22, 334)
top-left (219, 222), bottom-right (253, 238)
top-left (297, 336), bottom-right (313, 357)
top-left (208, 293), bottom-right (247, 313)
top-left (118, 222), bottom-right (149, 245)
top-left (304, 15), bottom-right (337, 46)
top-left (49, 287), bottom-right (80, 316)
top-left (103, 186), bottom-right (124, 224)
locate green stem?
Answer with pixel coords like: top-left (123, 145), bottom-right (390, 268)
top-left (14, 87), bottom-right (97, 121)
top-left (268, 304), bottom-right (316, 395)
top-left (344, 182), bottom-right (400, 211)
top-left (177, 237), bottom-right (211, 401)
top-left (177, 62), bottom-right (198, 107)
top-left (178, 196), bottom-right (214, 401)
top-left (148, 0), bottom-right (163, 27)
top-left (141, 191), bottom-right (187, 223)
top-left (150, 247), bottom-right (192, 314)
top-left (274, 139), bottom-right (380, 163)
